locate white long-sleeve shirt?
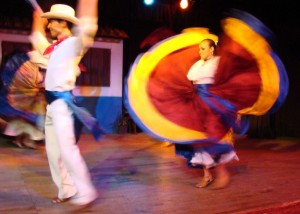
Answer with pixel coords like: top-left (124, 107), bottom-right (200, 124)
top-left (187, 56), bottom-right (220, 84)
top-left (29, 17), bottom-right (98, 92)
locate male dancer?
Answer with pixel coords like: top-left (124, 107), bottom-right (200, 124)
top-left (29, 0), bottom-right (100, 208)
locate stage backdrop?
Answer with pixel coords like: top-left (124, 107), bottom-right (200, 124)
top-left (0, 32), bottom-right (124, 134)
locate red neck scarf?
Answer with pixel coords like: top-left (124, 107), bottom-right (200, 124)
top-left (43, 35), bottom-right (69, 55)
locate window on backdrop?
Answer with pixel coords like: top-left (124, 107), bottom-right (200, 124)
top-left (1, 41), bottom-right (111, 87)
top-left (76, 48), bottom-right (111, 87)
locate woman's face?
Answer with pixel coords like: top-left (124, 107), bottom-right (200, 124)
top-left (198, 40), bottom-right (214, 61)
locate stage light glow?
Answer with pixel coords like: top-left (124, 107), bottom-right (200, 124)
top-left (144, 0), bottom-right (154, 5)
top-left (180, 0), bottom-right (189, 9)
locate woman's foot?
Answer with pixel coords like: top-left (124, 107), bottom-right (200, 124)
top-left (208, 164), bottom-right (230, 189)
top-left (196, 175), bottom-right (213, 188)
top-left (11, 134), bottom-right (37, 149)
top-left (11, 140), bottom-right (23, 148)
top-left (21, 137), bottom-right (37, 149)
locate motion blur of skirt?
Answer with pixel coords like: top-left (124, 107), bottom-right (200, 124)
top-left (0, 52), bottom-right (46, 139)
top-left (124, 9), bottom-right (289, 145)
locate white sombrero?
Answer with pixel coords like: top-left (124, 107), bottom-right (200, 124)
top-left (41, 4), bottom-right (79, 25)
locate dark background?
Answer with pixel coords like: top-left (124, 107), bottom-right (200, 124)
top-left (0, 0), bottom-right (299, 138)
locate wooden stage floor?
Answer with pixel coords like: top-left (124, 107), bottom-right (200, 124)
top-left (1, 133), bottom-right (300, 214)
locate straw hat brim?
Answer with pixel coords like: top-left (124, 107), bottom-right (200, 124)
top-left (41, 12), bottom-right (79, 25)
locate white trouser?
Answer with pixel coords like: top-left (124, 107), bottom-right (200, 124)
top-left (45, 99), bottom-right (97, 205)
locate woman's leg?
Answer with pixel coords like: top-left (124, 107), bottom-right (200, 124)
top-left (209, 163), bottom-right (230, 189)
top-left (196, 167), bottom-right (213, 188)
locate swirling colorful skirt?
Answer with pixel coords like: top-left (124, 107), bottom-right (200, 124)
top-left (124, 9), bottom-right (289, 145)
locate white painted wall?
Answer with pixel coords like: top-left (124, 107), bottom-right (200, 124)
top-left (0, 32), bottom-right (124, 98)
